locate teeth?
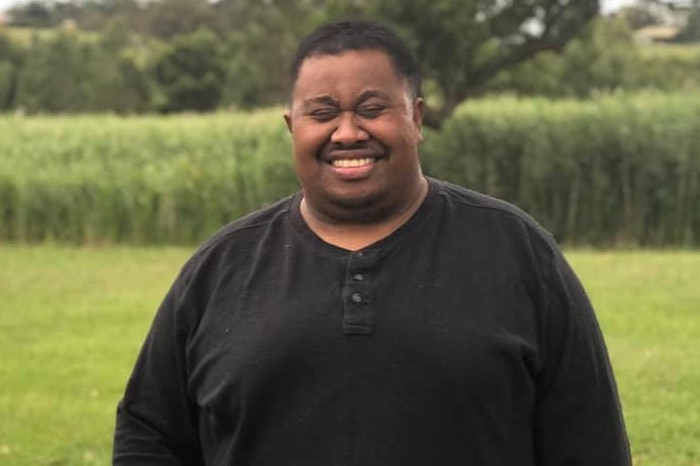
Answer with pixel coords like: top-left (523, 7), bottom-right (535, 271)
top-left (332, 158), bottom-right (374, 168)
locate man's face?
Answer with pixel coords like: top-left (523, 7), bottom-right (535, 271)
top-left (285, 49), bottom-right (424, 219)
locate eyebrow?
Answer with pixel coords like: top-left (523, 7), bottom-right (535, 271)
top-left (355, 90), bottom-right (391, 104)
top-left (302, 96), bottom-right (338, 109)
top-left (301, 90), bottom-right (393, 111)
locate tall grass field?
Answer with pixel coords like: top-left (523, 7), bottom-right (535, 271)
top-left (2, 92), bottom-right (700, 246)
top-left (0, 246), bottom-right (698, 465)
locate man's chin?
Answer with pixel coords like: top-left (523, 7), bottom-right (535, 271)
top-left (312, 187), bottom-right (390, 223)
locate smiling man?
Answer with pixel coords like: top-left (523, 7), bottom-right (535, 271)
top-left (285, 39), bottom-right (428, 250)
top-left (114, 20), bottom-right (631, 466)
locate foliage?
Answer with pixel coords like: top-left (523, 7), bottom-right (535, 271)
top-left (15, 30), bottom-right (89, 113)
top-left (557, 17), bottom-right (640, 96)
top-left (0, 61), bottom-right (14, 109)
top-left (152, 28), bottom-right (226, 112)
top-left (221, 45), bottom-right (266, 109)
top-left (0, 30), bottom-right (23, 63)
top-left (1, 2), bottom-right (698, 118)
top-left (491, 17), bottom-right (700, 97)
top-left (489, 17), bottom-right (638, 97)
top-left (6, 0), bottom-right (141, 31)
top-left (3, 0), bottom-right (599, 123)
top-left (346, 0), bottom-right (600, 128)
top-left (217, 6), bottom-right (305, 108)
top-left (617, 0), bottom-right (668, 30)
top-left (6, 1), bottom-right (57, 28)
top-left (99, 15), bottom-right (132, 52)
top-left (636, 43), bottom-right (700, 90)
top-left (0, 31), bottom-right (24, 110)
top-left (676, 3), bottom-right (700, 42)
top-left (13, 29), bottom-right (150, 113)
top-left (144, 0), bottom-right (219, 39)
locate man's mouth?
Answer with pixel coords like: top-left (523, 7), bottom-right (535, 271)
top-left (331, 157), bottom-right (376, 168)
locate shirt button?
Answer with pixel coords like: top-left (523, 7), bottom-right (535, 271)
top-left (353, 273), bottom-right (364, 281)
top-left (351, 293), bottom-right (362, 303)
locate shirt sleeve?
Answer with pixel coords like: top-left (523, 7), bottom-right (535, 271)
top-left (113, 272), bottom-right (205, 466)
top-left (533, 247), bottom-right (631, 466)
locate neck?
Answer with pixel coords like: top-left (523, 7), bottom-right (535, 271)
top-left (300, 177), bottom-right (428, 251)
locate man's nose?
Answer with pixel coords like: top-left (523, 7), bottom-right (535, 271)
top-left (331, 111), bottom-right (369, 145)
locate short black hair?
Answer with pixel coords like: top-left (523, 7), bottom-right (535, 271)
top-left (290, 19), bottom-right (422, 99)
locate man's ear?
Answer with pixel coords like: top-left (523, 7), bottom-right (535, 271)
top-left (284, 110), bottom-right (293, 134)
top-left (413, 97), bottom-right (424, 142)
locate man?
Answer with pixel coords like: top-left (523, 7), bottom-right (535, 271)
top-left (114, 20), bottom-right (631, 465)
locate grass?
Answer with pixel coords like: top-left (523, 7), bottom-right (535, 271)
top-left (568, 251), bottom-right (700, 465)
top-left (0, 245), bottom-right (698, 465)
top-left (0, 245), bottom-right (192, 465)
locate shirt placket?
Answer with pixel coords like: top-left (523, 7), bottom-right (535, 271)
top-left (342, 249), bottom-right (378, 335)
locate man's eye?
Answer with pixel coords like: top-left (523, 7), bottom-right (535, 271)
top-left (310, 109), bottom-right (339, 121)
top-left (357, 106), bottom-right (385, 119)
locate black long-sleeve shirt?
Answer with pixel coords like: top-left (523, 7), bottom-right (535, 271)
top-left (114, 178), bottom-right (631, 465)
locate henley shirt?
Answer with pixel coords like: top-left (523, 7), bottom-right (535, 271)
top-left (114, 178), bottom-right (631, 466)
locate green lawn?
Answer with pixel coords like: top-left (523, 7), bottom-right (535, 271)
top-left (0, 246), bottom-right (698, 465)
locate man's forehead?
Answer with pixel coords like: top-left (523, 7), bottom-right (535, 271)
top-left (296, 49), bottom-right (400, 81)
top-left (301, 48), bottom-right (392, 63)
top-left (293, 51), bottom-right (409, 98)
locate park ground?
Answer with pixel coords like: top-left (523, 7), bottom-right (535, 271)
top-left (0, 245), bottom-right (698, 465)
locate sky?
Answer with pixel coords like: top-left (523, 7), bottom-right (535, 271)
top-left (0, 0), bottom-right (638, 16)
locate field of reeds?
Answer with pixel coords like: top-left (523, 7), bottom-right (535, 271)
top-left (0, 109), bottom-right (297, 244)
top-left (1, 92), bottom-right (700, 246)
top-left (425, 92), bottom-right (700, 246)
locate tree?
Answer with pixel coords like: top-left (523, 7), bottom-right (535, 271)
top-left (364, 0), bottom-right (600, 128)
top-left (143, 0), bottom-right (219, 39)
top-left (69, 0), bottom-right (143, 32)
top-left (618, 2), bottom-right (666, 29)
top-left (152, 28), bottom-right (226, 112)
top-left (6, 1), bottom-right (57, 28)
top-left (676, 1), bottom-right (700, 42)
top-left (0, 31), bottom-right (24, 110)
top-left (558, 17), bottom-right (641, 96)
top-left (5, 0), bottom-right (601, 120)
top-left (213, 0), bottom-right (325, 106)
top-left (490, 17), bottom-right (642, 98)
top-left (221, 30), bottom-right (267, 109)
top-left (99, 15), bottom-right (132, 52)
top-left (15, 31), bottom-right (89, 112)
top-left (0, 61), bottom-right (15, 110)
top-left (85, 38), bottom-right (152, 113)
top-left (13, 28), bottom-right (151, 114)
